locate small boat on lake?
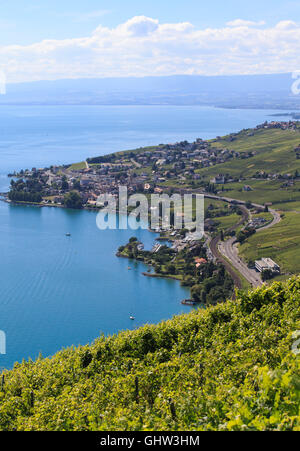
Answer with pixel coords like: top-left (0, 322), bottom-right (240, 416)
top-left (181, 299), bottom-right (198, 306)
top-left (66, 233), bottom-right (71, 237)
top-left (130, 316), bottom-right (135, 320)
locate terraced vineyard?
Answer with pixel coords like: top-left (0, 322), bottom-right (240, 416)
top-left (208, 127), bottom-right (300, 178)
top-left (0, 278), bottom-right (299, 431)
top-left (240, 212), bottom-right (300, 276)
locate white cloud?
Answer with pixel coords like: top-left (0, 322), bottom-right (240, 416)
top-left (1, 16), bottom-right (300, 83)
top-left (117, 16), bottom-right (159, 36)
top-left (227, 19), bottom-right (266, 27)
top-left (275, 20), bottom-right (298, 30)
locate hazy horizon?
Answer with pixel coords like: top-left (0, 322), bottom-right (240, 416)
top-left (1, 73), bottom-right (299, 110)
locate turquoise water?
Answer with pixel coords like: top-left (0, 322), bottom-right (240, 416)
top-left (0, 202), bottom-right (190, 368)
top-left (0, 105), bottom-right (287, 178)
top-left (0, 104), bottom-right (288, 368)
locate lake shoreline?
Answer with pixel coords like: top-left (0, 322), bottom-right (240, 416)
top-left (2, 195), bottom-right (191, 299)
top-left (0, 198), bottom-right (191, 369)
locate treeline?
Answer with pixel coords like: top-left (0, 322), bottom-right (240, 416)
top-left (8, 191), bottom-right (42, 203)
top-left (119, 239), bottom-right (234, 305)
top-left (190, 265), bottom-right (233, 305)
top-left (64, 191), bottom-right (83, 209)
top-left (8, 179), bottom-right (43, 203)
top-left (236, 226), bottom-right (256, 244)
top-left (87, 154), bottom-right (116, 164)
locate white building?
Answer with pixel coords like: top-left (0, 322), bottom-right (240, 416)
top-left (255, 258), bottom-right (280, 274)
top-left (210, 175), bottom-right (225, 184)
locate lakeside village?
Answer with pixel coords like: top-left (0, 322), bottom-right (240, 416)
top-left (6, 120), bottom-right (300, 208)
top-left (4, 121), bottom-right (292, 305)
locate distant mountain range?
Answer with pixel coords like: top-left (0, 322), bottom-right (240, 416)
top-left (1, 74), bottom-right (300, 110)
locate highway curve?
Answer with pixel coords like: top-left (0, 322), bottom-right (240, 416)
top-left (207, 195), bottom-right (281, 289)
top-left (162, 187), bottom-right (281, 290)
top-left (208, 204), bottom-right (249, 290)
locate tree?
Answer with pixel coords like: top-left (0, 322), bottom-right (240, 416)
top-left (236, 227), bottom-right (256, 244)
top-left (166, 263), bottom-right (176, 275)
top-left (261, 269), bottom-right (274, 281)
top-left (154, 264), bottom-right (162, 274)
top-left (8, 190), bottom-right (42, 203)
top-left (61, 176), bottom-right (69, 191)
top-left (191, 284), bottom-right (202, 302)
top-left (73, 179), bottom-right (81, 191)
top-left (64, 191), bottom-right (83, 209)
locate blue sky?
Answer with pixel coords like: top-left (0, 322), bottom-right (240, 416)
top-left (1, 0), bottom-right (300, 45)
top-left (1, 1), bottom-right (300, 82)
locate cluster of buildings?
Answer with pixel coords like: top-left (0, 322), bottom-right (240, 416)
top-left (249, 170), bottom-right (299, 185)
top-left (130, 139), bottom-right (242, 182)
top-left (256, 121), bottom-right (299, 131)
top-left (11, 135), bottom-right (251, 207)
top-left (15, 163), bottom-right (152, 207)
top-left (248, 217), bottom-right (268, 229)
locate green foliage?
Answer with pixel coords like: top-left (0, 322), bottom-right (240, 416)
top-left (262, 269), bottom-right (276, 282)
top-left (61, 176), bottom-right (69, 191)
top-left (119, 238), bottom-right (233, 303)
top-left (240, 212), bottom-right (300, 276)
top-left (8, 178), bottom-right (43, 203)
top-left (8, 190), bottom-right (42, 203)
top-left (64, 191), bottom-right (83, 209)
top-left (237, 227), bottom-right (256, 244)
top-left (0, 278), bottom-right (299, 431)
top-left (68, 161), bottom-right (87, 171)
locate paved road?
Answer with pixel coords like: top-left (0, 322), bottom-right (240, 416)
top-left (209, 235), bottom-right (243, 290)
top-left (208, 204), bottom-right (249, 290)
top-left (206, 195), bottom-right (281, 289)
top-left (161, 186), bottom-right (282, 289)
top-left (218, 238), bottom-right (263, 288)
top-left (258, 208), bottom-right (281, 231)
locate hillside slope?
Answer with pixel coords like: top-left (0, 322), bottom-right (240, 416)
top-left (207, 127), bottom-right (300, 178)
top-left (0, 279), bottom-right (299, 431)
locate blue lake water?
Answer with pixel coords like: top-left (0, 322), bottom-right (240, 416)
top-left (0, 105), bottom-right (288, 183)
top-left (0, 202), bottom-right (191, 369)
top-left (0, 104), bottom-right (289, 368)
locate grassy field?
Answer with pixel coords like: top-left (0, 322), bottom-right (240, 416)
top-left (68, 161), bottom-right (87, 171)
top-left (188, 127), bottom-right (300, 211)
top-left (219, 179), bottom-right (300, 210)
top-left (213, 213), bottom-right (241, 232)
top-left (204, 199), bottom-right (242, 232)
top-left (207, 127), bottom-right (300, 177)
top-left (154, 128), bottom-right (300, 186)
top-left (239, 211), bottom-right (300, 275)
